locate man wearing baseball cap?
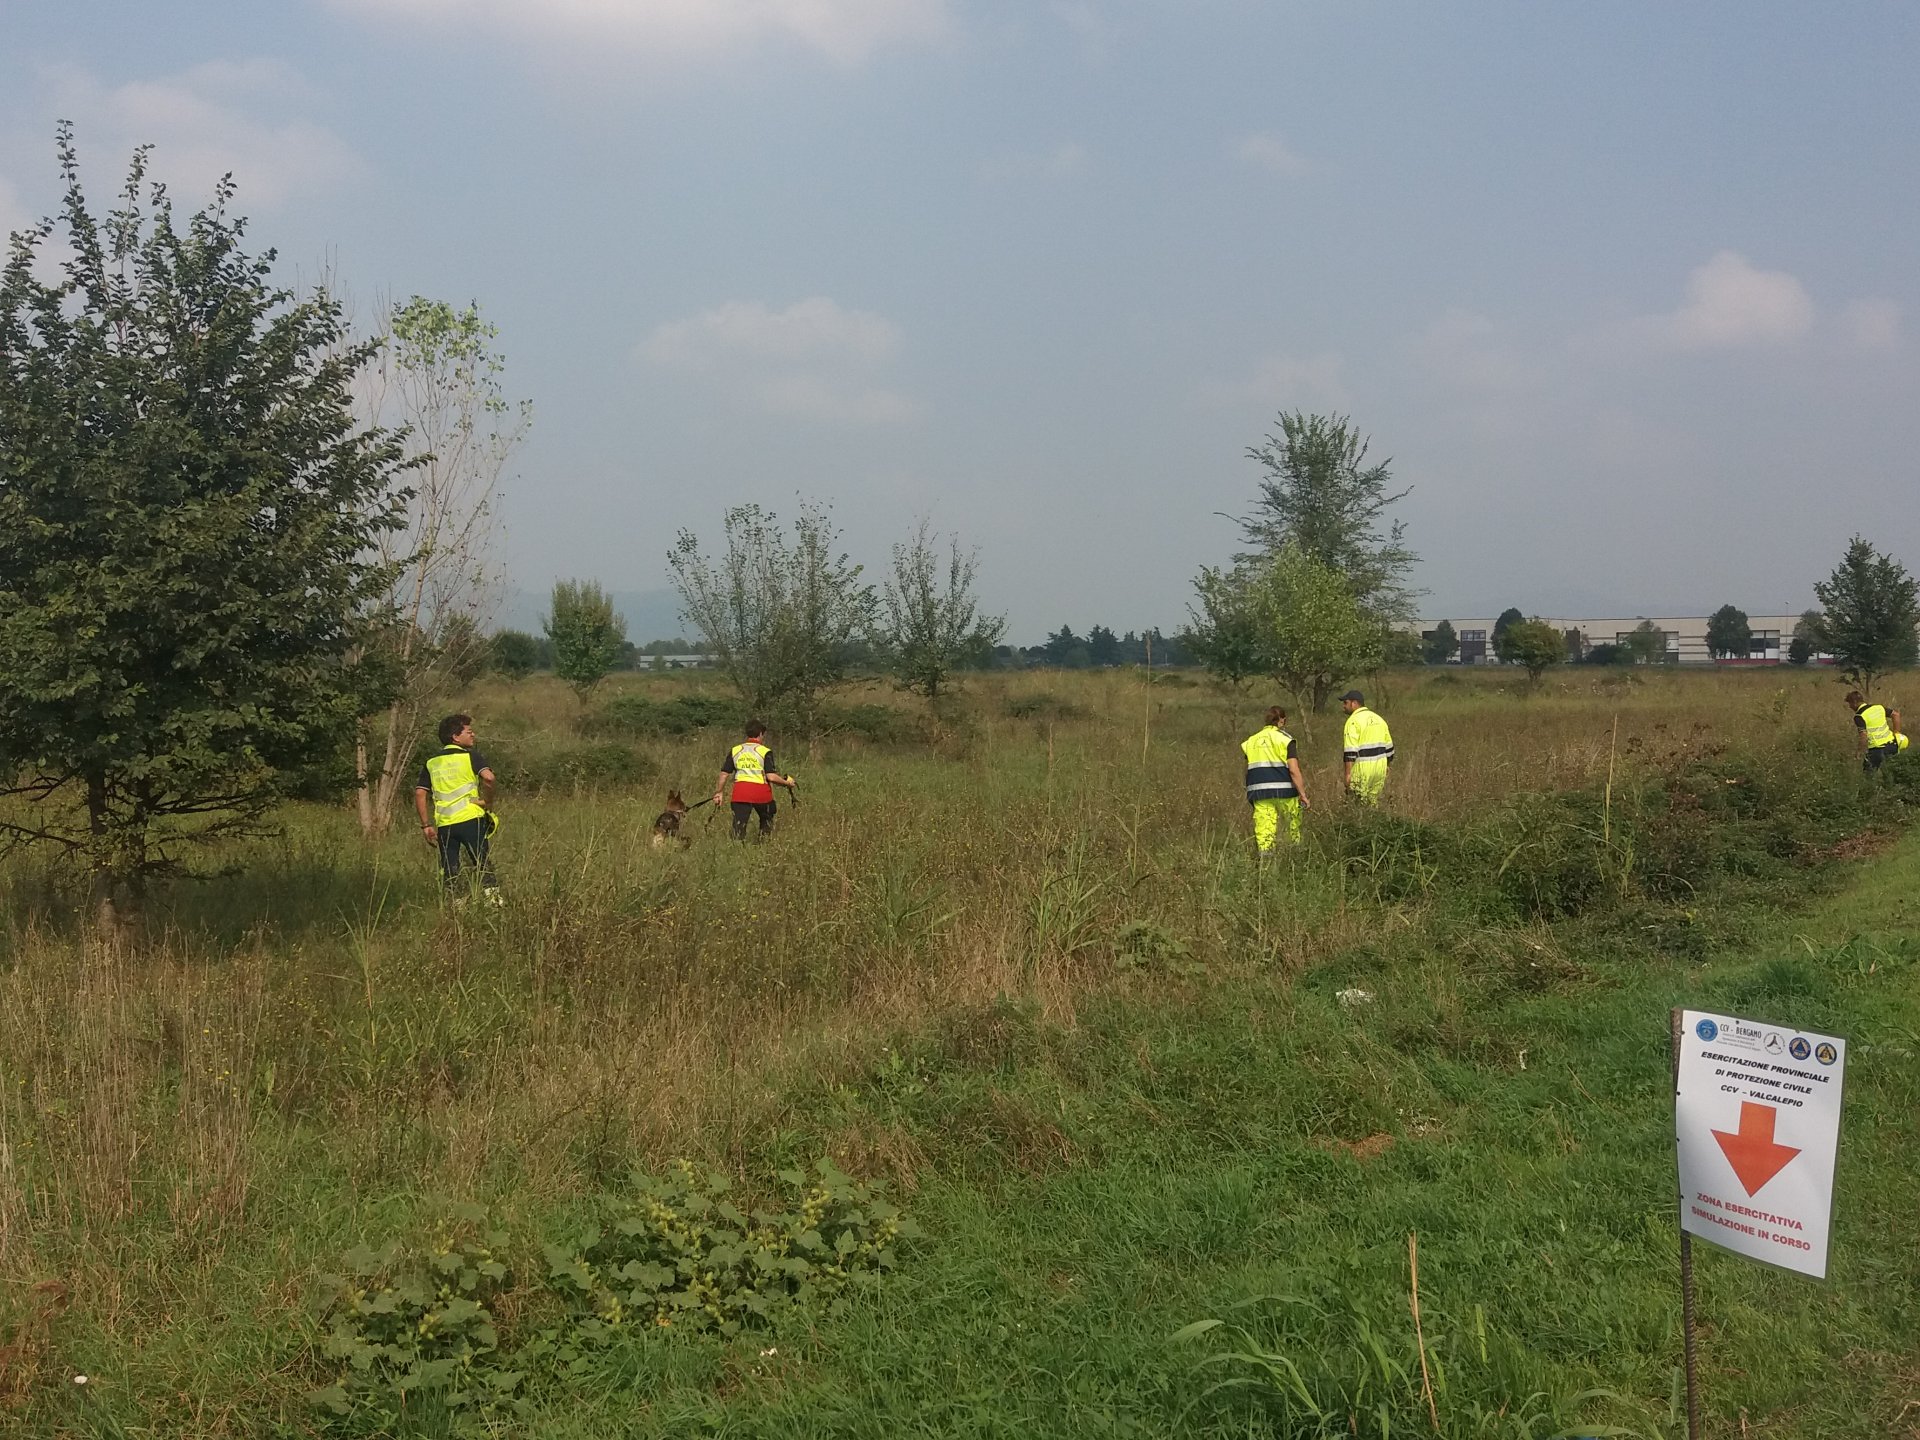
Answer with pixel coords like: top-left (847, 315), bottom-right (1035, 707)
top-left (1340, 690), bottom-right (1394, 804)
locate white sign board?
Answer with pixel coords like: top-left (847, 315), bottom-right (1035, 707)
top-left (1675, 1010), bottom-right (1846, 1278)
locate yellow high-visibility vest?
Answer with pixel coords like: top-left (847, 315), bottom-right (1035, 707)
top-left (1241, 726), bottom-right (1298, 800)
top-left (1343, 707), bottom-right (1395, 764)
top-left (425, 745), bottom-right (486, 826)
top-left (1858, 704), bottom-right (1894, 748)
top-left (730, 741), bottom-right (770, 787)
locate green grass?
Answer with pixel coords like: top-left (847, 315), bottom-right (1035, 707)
top-left (2, 667), bottom-right (1917, 1436)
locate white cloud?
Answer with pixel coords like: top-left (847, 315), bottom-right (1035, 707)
top-left (977, 141), bottom-right (1085, 183)
top-left (1632, 250), bottom-right (1815, 351)
top-left (38, 60), bottom-right (359, 208)
top-left (1194, 352), bottom-right (1350, 412)
top-left (1406, 308), bottom-right (1530, 392)
top-left (643, 297), bottom-right (900, 369)
top-left (641, 296), bottom-right (918, 424)
top-left (1840, 297), bottom-right (1902, 352)
top-left (327, 0), bottom-right (950, 65)
top-left (1234, 131), bottom-right (1308, 177)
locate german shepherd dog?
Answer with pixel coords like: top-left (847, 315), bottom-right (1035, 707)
top-left (650, 790), bottom-right (691, 847)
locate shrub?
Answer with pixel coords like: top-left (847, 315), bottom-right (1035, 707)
top-left (504, 741), bottom-right (658, 794)
top-left (590, 692), bottom-right (737, 739)
top-left (312, 1209), bottom-right (524, 1428)
top-left (537, 1160), bottom-right (914, 1352)
top-left (1005, 693), bottom-right (1085, 721)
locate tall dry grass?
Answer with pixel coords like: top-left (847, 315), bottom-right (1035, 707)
top-left (0, 661), bottom-right (1892, 1420)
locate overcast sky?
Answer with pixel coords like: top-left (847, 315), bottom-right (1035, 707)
top-left (5, 2), bottom-right (1917, 641)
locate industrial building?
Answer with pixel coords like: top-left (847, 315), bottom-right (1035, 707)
top-left (1419, 615), bottom-right (1811, 666)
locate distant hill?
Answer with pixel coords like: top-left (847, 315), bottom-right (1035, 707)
top-left (492, 587), bottom-right (689, 646)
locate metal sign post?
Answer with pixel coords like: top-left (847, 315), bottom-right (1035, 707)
top-left (1671, 1006), bottom-right (1849, 1437)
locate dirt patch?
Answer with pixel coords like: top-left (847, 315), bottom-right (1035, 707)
top-left (1316, 1132), bottom-right (1394, 1163)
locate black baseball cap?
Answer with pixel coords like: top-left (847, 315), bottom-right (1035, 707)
top-left (1340, 689), bottom-right (1365, 703)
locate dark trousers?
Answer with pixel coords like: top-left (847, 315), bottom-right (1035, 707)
top-left (437, 816), bottom-right (497, 890)
top-left (1864, 742), bottom-right (1898, 773)
top-left (730, 800), bottom-right (777, 840)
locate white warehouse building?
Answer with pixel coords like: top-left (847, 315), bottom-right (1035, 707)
top-left (1419, 615), bottom-right (1811, 666)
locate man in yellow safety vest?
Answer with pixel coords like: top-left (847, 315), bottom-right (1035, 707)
top-left (1241, 705), bottom-right (1312, 853)
top-left (1846, 690), bottom-right (1902, 773)
top-left (1340, 689), bottom-right (1395, 804)
top-left (414, 712), bottom-right (500, 900)
top-left (711, 719), bottom-right (797, 840)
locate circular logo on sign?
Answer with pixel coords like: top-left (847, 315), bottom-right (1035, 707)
top-left (1764, 1033), bottom-right (1784, 1055)
top-left (1789, 1037), bottom-right (1811, 1061)
top-left (1695, 1018), bottom-right (1719, 1042)
top-left (1815, 1042), bottom-right (1838, 1066)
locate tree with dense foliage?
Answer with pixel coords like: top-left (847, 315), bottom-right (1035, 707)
top-left (1186, 566), bottom-right (1273, 686)
top-left (1705, 604), bottom-right (1752, 660)
top-left (1491, 607), bottom-right (1525, 660)
top-left (1622, 620), bottom-right (1670, 665)
top-left (0, 129), bottom-right (408, 934)
top-left (1813, 537), bottom-right (1920, 693)
top-left (1237, 412), bottom-right (1420, 625)
top-left (1499, 618), bottom-right (1566, 683)
top-left (1787, 609), bottom-right (1824, 666)
top-left (1087, 624), bottom-right (1122, 667)
top-left (669, 501), bottom-right (876, 726)
top-left (1423, 619), bottom-right (1458, 665)
top-left (877, 520), bottom-right (1005, 699)
top-left (489, 629), bottom-right (540, 681)
top-left (353, 297), bottom-right (527, 835)
top-left (544, 580), bottom-right (627, 698)
top-left (1227, 545), bottom-right (1386, 712)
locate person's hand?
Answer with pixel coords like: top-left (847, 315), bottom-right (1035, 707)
top-left (1300, 796), bottom-right (1311, 810)
top-left (421, 824), bottom-right (437, 844)
top-left (711, 792), bottom-right (724, 807)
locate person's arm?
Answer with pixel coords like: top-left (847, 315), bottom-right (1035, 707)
top-left (713, 770), bottom-right (730, 806)
top-left (415, 785), bottom-right (435, 842)
top-left (1288, 755), bottom-right (1310, 809)
top-left (763, 751), bottom-right (796, 791)
top-left (1855, 711), bottom-right (1869, 750)
top-left (477, 767), bottom-right (496, 810)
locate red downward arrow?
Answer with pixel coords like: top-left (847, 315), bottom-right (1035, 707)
top-left (1712, 1102), bottom-right (1801, 1196)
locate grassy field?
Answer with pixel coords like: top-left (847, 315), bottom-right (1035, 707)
top-left (1, 664), bottom-right (1916, 1437)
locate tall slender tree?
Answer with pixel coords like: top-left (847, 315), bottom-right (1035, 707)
top-left (1237, 412), bottom-right (1421, 625)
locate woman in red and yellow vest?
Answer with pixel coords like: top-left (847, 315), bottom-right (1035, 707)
top-left (712, 719), bottom-right (797, 840)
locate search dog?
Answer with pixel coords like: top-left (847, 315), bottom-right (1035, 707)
top-left (650, 790), bottom-right (692, 848)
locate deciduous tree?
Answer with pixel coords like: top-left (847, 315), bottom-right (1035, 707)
top-left (1814, 537), bottom-right (1920, 693)
top-left (0, 129), bottom-right (407, 935)
top-left (1706, 604), bottom-right (1752, 660)
top-left (1237, 412), bottom-right (1421, 625)
top-left (1249, 545), bottom-right (1385, 712)
top-left (352, 297), bottom-right (527, 835)
top-left (544, 580), bottom-right (627, 698)
top-left (489, 629), bottom-right (539, 682)
top-left (669, 502), bottom-right (877, 728)
top-left (1499, 618), bottom-right (1565, 684)
top-left (1423, 619), bottom-right (1458, 665)
top-left (878, 520), bottom-right (1005, 699)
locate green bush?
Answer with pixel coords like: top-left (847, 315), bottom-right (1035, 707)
top-left (502, 740), bottom-right (658, 793)
top-left (312, 1208), bottom-right (524, 1430)
top-left (589, 692), bottom-right (738, 739)
top-left (536, 1159), bottom-right (914, 1358)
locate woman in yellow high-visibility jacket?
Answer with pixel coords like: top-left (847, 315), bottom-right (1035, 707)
top-left (1241, 705), bottom-right (1312, 852)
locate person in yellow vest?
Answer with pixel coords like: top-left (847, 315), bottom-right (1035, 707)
top-left (711, 719), bottom-right (797, 841)
top-left (1846, 690), bottom-right (1902, 773)
top-left (414, 712), bottom-right (500, 900)
top-left (1241, 705), bottom-right (1311, 853)
top-left (1340, 689), bottom-right (1395, 804)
